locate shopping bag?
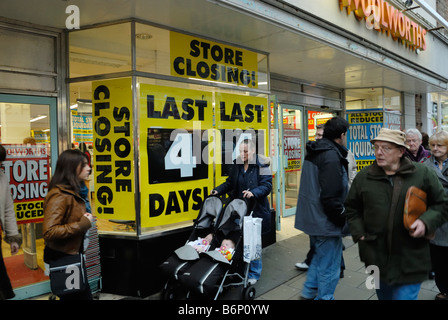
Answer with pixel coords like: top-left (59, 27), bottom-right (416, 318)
top-left (243, 215), bottom-right (262, 263)
top-left (49, 253), bottom-right (87, 296)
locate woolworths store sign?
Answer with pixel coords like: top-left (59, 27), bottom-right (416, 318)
top-left (338, 0), bottom-right (427, 51)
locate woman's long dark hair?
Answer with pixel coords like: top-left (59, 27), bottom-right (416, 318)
top-left (48, 149), bottom-right (89, 193)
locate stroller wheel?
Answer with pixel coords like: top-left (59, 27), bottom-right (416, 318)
top-left (160, 282), bottom-right (176, 300)
top-left (242, 286), bottom-right (256, 300)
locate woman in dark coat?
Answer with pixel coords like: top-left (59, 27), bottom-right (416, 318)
top-left (211, 139), bottom-right (272, 284)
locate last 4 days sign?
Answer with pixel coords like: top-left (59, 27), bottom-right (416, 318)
top-left (139, 84), bottom-right (214, 228)
top-left (92, 79), bottom-right (268, 229)
top-left (3, 144), bottom-right (50, 224)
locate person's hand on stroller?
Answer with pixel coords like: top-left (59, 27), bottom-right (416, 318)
top-left (242, 189), bottom-right (254, 198)
top-left (210, 189), bottom-right (219, 195)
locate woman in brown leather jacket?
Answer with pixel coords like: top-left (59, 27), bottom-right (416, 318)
top-left (43, 149), bottom-right (93, 300)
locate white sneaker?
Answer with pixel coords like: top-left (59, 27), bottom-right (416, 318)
top-left (248, 278), bottom-right (257, 285)
top-left (295, 262), bottom-right (309, 271)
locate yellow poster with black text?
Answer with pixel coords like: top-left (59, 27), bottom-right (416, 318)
top-left (170, 31), bottom-right (259, 88)
top-left (215, 93), bottom-right (269, 188)
top-left (92, 78), bottom-right (135, 221)
top-left (139, 84), bottom-right (214, 228)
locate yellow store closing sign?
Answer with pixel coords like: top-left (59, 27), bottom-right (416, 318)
top-left (139, 84), bottom-right (214, 228)
top-left (92, 78), bottom-right (135, 221)
top-left (170, 31), bottom-right (259, 88)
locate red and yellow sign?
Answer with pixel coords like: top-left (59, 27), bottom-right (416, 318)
top-left (338, 0), bottom-right (427, 51)
top-left (3, 144), bottom-right (50, 224)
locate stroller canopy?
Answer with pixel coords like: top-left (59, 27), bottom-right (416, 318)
top-left (195, 196), bottom-right (223, 229)
top-left (217, 199), bottom-right (247, 235)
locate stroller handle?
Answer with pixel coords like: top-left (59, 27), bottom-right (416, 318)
top-left (244, 196), bottom-right (257, 215)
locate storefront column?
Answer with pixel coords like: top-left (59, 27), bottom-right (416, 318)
top-left (403, 92), bottom-right (417, 130)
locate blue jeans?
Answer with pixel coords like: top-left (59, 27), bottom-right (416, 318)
top-left (301, 236), bottom-right (342, 300)
top-left (248, 258), bottom-right (262, 280)
top-left (376, 282), bottom-right (421, 300)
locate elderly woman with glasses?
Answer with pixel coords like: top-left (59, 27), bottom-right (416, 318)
top-left (421, 131), bottom-right (448, 300)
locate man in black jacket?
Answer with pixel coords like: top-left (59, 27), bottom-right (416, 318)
top-left (295, 117), bottom-right (350, 300)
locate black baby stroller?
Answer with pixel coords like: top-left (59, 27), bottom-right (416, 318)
top-left (176, 198), bottom-right (257, 300)
top-left (159, 195), bottom-right (223, 299)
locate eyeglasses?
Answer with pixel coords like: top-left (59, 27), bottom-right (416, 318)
top-left (373, 145), bottom-right (398, 153)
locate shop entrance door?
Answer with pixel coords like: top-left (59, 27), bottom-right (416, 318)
top-left (0, 94), bottom-right (57, 299)
top-left (280, 105), bottom-right (304, 217)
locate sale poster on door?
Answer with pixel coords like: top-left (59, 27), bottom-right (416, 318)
top-left (3, 144), bottom-right (50, 224)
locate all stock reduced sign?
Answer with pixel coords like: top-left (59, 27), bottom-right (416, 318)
top-left (346, 110), bottom-right (383, 171)
top-left (3, 144), bottom-right (50, 224)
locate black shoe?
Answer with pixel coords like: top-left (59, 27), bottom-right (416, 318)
top-left (435, 293), bottom-right (448, 300)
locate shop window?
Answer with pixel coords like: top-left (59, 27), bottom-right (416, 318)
top-left (69, 77), bottom-right (270, 237)
top-left (137, 78), bottom-right (269, 236)
top-left (346, 88), bottom-right (402, 112)
top-left (135, 24), bottom-right (170, 75)
top-left (439, 94), bottom-right (448, 131)
top-left (68, 22), bottom-right (270, 237)
top-left (69, 80), bottom-right (137, 236)
top-left (69, 23), bottom-right (132, 78)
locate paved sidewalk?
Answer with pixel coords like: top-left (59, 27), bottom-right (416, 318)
top-left (254, 231), bottom-right (439, 300)
top-left (31, 216), bottom-right (440, 301)
top-left (97, 223), bottom-right (439, 301)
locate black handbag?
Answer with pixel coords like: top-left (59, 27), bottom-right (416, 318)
top-left (49, 253), bottom-right (87, 296)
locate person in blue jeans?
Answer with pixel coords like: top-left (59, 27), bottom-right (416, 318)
top-left (211, 138), bottom-right (272, 285)
top-left (294, 117), bottom-right (351, 300)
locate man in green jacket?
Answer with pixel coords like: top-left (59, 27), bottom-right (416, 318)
top-left (345, 128), bottom-right (448, 300)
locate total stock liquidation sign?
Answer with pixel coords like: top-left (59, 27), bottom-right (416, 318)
top-left (3, 144), bottom-right (50, 224)
top-left (92, 78), bottom-right (268, 228)
top-left (346, 109), bottom-right (401, 171)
